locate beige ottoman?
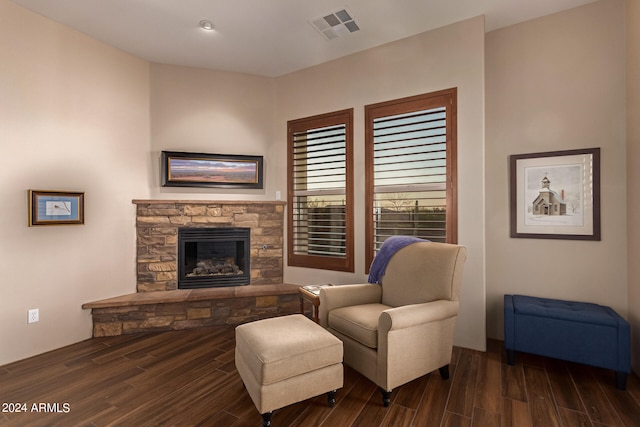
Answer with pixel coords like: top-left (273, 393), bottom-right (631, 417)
top-left (235, 314), bottom-right (343, 426)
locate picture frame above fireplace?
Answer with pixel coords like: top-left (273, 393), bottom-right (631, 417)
top-left (161, 151), bottom-right (264, 189)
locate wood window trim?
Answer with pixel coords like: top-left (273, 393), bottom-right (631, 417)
top-left (287, 108), bottom-right (354, 272)
top-left (364, 88), bottom-right (458, 271)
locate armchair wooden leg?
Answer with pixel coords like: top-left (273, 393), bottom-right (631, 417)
top-left (439, 365), bottom-right (450, 380)
top-left (381, 389), bottom-right (392, 407)
top-left (261, 411), bottom-right (272, 427)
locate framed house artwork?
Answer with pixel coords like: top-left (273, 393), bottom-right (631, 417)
top-left (161, 151), bottom-right (264, 189)
top-left (509, 148), bottom-right (600, 240)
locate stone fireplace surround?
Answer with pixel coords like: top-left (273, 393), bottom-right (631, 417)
top-left (82, 200), bottom-right (303, 337)
top-left (135, 200), bottom-right (284, 292)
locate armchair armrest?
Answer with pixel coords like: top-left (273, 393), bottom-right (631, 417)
top-left (377, 300), bottom-right (460, 390)
top-left (379, 300), bottom-right (459, 332)
top-left (318, 284), bottom-right (382, 327)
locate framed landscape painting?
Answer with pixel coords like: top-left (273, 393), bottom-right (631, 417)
top-left (162, 151), bottom-right (264, 189)
top-left (509, 148), bottom-right (600, 240)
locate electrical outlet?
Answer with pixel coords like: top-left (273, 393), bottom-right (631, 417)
top-left (28, 308), bottom-right (39, 324)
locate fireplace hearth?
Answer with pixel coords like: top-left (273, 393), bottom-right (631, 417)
top-left (178, 227), bottom-right (250, 289)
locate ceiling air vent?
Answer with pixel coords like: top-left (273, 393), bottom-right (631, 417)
top-left (310, 8), bottom-right (360, 40)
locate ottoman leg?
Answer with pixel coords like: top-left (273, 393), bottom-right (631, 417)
top-left (439, 365), bottom-right (450, 379)
top-left (327, 390), bottom-right (337, 407)
top-left (261, 411), bottom-right (272, 427)
top-left (506, 349), bottom-right (515, 365)
top-left (615, 371), bottom-right (627, 390)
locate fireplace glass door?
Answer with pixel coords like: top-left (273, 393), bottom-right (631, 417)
top-left (178, 228), bottom-right (250, 289)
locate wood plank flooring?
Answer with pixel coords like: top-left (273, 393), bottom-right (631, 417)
top-left (1, 325), bottom-right (639, 426)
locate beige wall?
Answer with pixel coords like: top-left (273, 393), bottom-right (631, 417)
top-left (485, 0), bottom-right (627, 340)
top-left (3, 0), bottom-right (635, 367)
top-left (275, 17), bottom-right (487, 351)
top-left (627, 0), bottom-right (640, 372)
top-left (147, 17), bottom-right (488, 351)
top-left (149, 64), bottom-right (276, 201)
top-left (0, 0), bottom-right (151, 365)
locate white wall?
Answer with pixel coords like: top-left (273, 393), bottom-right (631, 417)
top-left (485, 0), bottom-right (627, 339)
top-left (275, 17), bottom-right (487, 351)
top-left (0, 0), bottom-right (151, 365)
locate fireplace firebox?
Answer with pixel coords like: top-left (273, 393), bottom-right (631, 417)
top-left (178, 228), bottom-right (250, 289)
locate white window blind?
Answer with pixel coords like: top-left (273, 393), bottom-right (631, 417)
top-left (372, 107), bottom-right (447, 246)
top-left (287, 109), bottom-right (354, 272)
top-left (292, 124), bottom-right (347, 257)
top-left (365, 90), bottom-right (456, 264)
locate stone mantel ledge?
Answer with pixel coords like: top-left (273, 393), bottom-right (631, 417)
top-left (132, 199), bottom-right (286, 206)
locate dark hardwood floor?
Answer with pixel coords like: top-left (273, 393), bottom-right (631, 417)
top-left (1, 325), bottom-right (639, 426)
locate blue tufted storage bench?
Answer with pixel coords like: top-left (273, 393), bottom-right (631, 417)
top-left (504, 294), bottom-right (631, 389)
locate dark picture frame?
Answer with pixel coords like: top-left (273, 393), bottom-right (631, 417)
top-left (509, 148), bottom-right (600, 240)
top-left (161, 151), bottom-right (264, 189)
top-left (28, 190), bottom-right (85, 226)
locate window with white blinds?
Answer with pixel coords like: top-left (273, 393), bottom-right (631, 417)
top-left (365, 89), bottom-right (457, 270)
top-left (287, 109), bottom-right (354, 272)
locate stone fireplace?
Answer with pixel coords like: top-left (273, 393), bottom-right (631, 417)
top-left (135, 200), bottom-right (285, 292)
top-left (82, 200), bottom-right (301, 337)
top-left (178, 227), bottom-right (250, 289)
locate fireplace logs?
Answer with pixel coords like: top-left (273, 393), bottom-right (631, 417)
top-left (188, 257), bottom-right (243, 277)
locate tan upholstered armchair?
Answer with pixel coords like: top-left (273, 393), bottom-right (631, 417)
top-left (319, 240), bottom-right (467, 406)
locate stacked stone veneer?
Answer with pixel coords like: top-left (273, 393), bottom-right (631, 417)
top-left (83, 200), bottom-right (301, 337)
top-left (88, 290), bottom-right (301, 336)
top-left (135, 200), bottom-right (286, 292)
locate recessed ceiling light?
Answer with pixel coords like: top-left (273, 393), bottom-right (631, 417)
top-left (199, 20), bottom-right (215, 31)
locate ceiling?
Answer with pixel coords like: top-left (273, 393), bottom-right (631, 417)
top-left (10, 0), bottom-right (596, 77)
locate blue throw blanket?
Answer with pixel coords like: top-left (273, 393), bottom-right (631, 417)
top-left (368, 236), bottom-right (429, 284)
